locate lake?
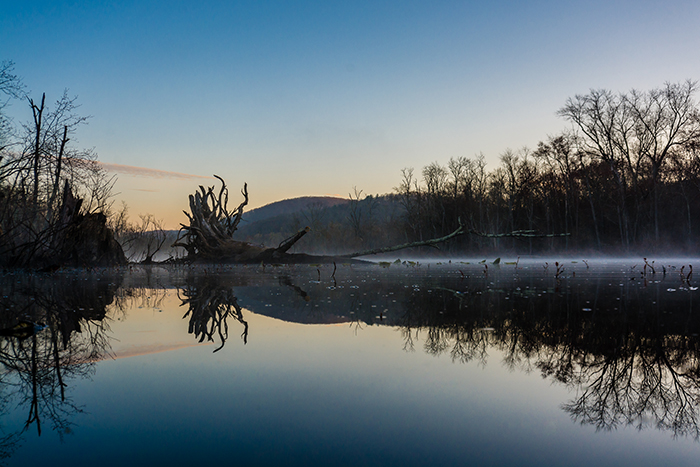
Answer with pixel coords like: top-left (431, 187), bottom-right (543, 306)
top-left (1, 258), bottom-right (699, 466)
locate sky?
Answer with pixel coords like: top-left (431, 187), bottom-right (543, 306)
top-left (3, 0), bottom-right (700, 228)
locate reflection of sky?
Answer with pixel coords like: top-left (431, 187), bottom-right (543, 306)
top-left (106, 291), bottom-right (210, 357)
top-left (6, 285), bottom-right (699, 466)
top-left (3, 1), bottom-right (700, 227)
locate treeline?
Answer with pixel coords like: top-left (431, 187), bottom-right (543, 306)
top-left (239, 81), bottom-right (700, 256)
top-left (394, 81), bottom-right (700, 254)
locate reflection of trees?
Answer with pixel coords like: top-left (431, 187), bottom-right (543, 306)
top-left (179, 277), bottom-right (248, 352)
top-left (390, 277), bottom-right (700, 440)
top-left (0, 272), bottom-right (119, 460)
top-left (557, 335), bottom-right (700, 438)
top-left (112, 283), bottom-right (168, 314)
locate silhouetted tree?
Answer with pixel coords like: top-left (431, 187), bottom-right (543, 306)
top-left (0, 80), bottom-right (122, 267)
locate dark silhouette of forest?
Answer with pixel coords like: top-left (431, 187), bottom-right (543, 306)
top-left (238, 81), bottom-right (700, 257)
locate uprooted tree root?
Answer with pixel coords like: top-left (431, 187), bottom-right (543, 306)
top-left (172, 176), bottom-right (328, 263)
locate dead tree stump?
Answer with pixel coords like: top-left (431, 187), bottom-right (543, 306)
top-left (173, 176), bottom-right (310, 263)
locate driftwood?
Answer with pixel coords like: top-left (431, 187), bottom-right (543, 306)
top-left (173, 176), bottom-right (315, 263)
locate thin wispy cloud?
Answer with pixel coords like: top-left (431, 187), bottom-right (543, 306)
top-left (100, 162), bottom-right (214, 181)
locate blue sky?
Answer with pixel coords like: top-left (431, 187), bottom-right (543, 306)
top-left (3, 1), bottom-right (700, 227)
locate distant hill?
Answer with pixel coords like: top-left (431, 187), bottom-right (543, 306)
top-left (234, 193), bottom-right (404, 255)
top-left (241, 196), bottom-right (349, 224)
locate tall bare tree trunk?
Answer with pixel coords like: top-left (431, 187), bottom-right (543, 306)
top-left (30, 93), bottom-right (45, 214)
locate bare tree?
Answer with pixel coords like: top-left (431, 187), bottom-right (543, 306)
top-left (0, 88), bottom-right (123, 267)
top-left (558, 82), bottom-right (700, 246)
top-left (559, 89), bottom-right (639, 246)
top-left (394, 167), bottom-right (424, 240)
top-left (116, 211), bottom-right (168, 263)
top-left (348, 186), bottom-right (364, 239)
top-left (0, 60), bottom-right (25, 153)
top-left (533, 133), bottom-right (582, 249)
top-left (446, 156), bottom-right (472, 200)
top-left (422, 161), bottom-right (449, 237)
top-left (626, 81), bottom-right (700, 241)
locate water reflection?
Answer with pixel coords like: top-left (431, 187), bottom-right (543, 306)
top-left (175, 273), bottom-right (314, 351)
top-left (206, 265), bottom-right (700, 440)
top-left (179, 276), bottom-right (248, 352)
top-left (0, 263), bottom-right (698, 464)
top-left (402, 283), bottom-right (700, 439)
top-left (0, 271), bottom-right (120, 459)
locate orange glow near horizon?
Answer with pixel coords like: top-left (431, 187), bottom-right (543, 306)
top-left (105, 164), bottom-right (350, 229)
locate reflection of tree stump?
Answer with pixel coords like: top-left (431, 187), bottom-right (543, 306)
top-left (179, 279), bottom-right (248, 352)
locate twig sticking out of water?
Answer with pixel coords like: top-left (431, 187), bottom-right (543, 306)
top-left (643, 258), bottom-right (656, 275)
top-left (555, 262), bottom-right (565, 280)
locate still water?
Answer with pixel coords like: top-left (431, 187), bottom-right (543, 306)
top-left (1, 259), bottom-right (699, 466)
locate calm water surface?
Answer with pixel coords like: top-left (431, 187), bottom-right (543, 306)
top-left (1, 259), bottom-right (699, 466)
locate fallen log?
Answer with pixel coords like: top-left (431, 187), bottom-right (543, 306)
top-left (340, 221), bottom-right (570, 259)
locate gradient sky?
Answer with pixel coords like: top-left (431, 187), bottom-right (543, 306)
top-left (3, 0), bottom-right (700, 228)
